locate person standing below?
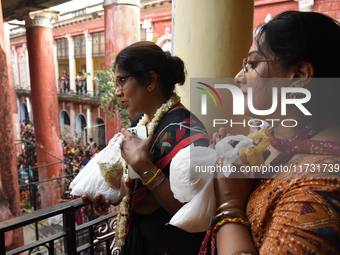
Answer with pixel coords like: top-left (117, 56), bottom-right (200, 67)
top-left (89, 138), bottom-right (94, 150)
top-left (63, 70), bottom-right (70, 92)
top-left (82, 69), bottom-right (87, 95)
top-left (59, 72), bottom-right (67, 93)
top-left (76, 72), bottom-right (83, 95)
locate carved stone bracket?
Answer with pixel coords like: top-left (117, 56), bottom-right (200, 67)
top-left (65, 34), bottom-right (74, 44)
top-left (21, 10), bottom-right (60, 29)
top-left (84, 30), bottom-right (92, 41)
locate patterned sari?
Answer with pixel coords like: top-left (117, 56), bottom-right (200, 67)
top-left (199, 118), bottom-right (340, 254)
top-left (122, 108), bottom-right (210, 255)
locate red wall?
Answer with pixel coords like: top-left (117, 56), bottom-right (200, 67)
top-left (254, 0), bottom-right (340, 29)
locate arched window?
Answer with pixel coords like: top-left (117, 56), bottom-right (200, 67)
top-left (59, 110), bottom-right (70, 132)
top-left (76, 114), bottom-right (87, 141)
top-left (94, 118), bottom-right (106, 147)
top-left (18, 53), bottom-right (27, 89)
top-left (21, 102), bottom-right (28, 122)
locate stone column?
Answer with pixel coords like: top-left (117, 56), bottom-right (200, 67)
top-left (66, 34), bottom-right (75, 92)
top-left (24, 9), bottom-right (64, 208)
top-left (53, 39), bottom-right (58, 89)
top-left (68, 102), bottom-right (76, 136)
top-left (174, 0), bottom-right (254, 136)
top-left (103, 0), bottom-right (140, 140)
top-left (0, 1), bottom-right (24, 250)
top-left (11, 46), bottom-right (19, 87)
top-left (22, 43), bottom-right (31, 89)
top-left (84, 105), bottom-right (92, 143)
top-left (84, 30), bottom-right (93, 95)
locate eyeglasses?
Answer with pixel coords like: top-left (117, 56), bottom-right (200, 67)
top-left (243, 58), bottom-right (279, 76)
top-left (114, 75), bottom-right (134, 90)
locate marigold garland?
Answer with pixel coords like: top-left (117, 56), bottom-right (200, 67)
top-left (115, 93), bottom-right (180, 247)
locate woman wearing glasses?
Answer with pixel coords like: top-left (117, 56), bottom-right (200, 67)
top-left (112, 41), bottom-right (209, 254)
top-left (201, 11), bottom-right (340, 255)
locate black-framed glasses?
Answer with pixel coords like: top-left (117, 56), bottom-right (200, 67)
top-left (114, 75), bottom-right (134, 90)
top-left (243, 58), bottom-right (279, 76)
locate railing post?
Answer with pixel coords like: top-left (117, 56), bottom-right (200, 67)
top-left (0, 232), bottom-right (5, 255)
top-left (32, 184), bottom-right (37, 211)
top-left (63, 206), bottom-right (77, 255)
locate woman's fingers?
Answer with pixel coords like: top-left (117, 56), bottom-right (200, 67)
top-left (82, 194), bottom-right (113, 209)
top-left (214, 169), bottom-right (256, 207)
top-left (94, 194), bottom-right (103, 208)
top-left (104, 199), bottom-right (112, 208)
top-left (82, 195), bottom-right (91, 205)
top-left (219, 127), bottom-right (228, 139)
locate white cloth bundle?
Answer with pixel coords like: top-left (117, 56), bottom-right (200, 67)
top-left (169, 135), bottom-right (253, 232)
top-left (70, 133), bottom-right (126, 203)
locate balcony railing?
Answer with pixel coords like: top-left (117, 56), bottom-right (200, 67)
top-left (0, 198), bottom-right (120, 255)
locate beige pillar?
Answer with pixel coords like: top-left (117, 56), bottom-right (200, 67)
top-left (174, 0), bottom-right (254, 136)
top-left (67, 102), bottom-right (76, 136)
top-left (84, 105), bottom-right (92, 142)
top-left (84, 30), bottom-right (93, 95)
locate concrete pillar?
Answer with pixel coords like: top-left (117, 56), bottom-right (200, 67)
top-left (4, 24), bottom-right (21, 141)
top-left (68, 102), bottom-right (76, 136)
top-left (53, 39), bottom-right (58, 89)
top-left (84, 30), bottom-right (93, 95)
top-left (24, 9), bottom-right (64, 208)
top-left (66, 34), bottom-right (75, 92)
top-left (103, 0), bottom-right (140, 140)
top-left (22, 43), bottom-right (31, 89)
top-left (0, 1), bottom-right (25, 250)
top-left (174, 0), bottom-right (254, 136)
top-left (11, 46), bottom-right (19, 87)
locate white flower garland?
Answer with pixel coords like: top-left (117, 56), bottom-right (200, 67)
top-left (115, 93), bottom-right (181, 247)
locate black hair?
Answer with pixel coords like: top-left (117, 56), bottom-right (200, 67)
top-left (256, 11), bottom-right (340, 123)
top-left (256, 11), bottom-right (340, 77)
top-left (115, 41), bottom-right (186, 98)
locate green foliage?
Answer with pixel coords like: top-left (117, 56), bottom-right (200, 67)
top-left (152, 33), bottom-right (159, 43)
top-left (96, 61), bottom-right (131, 128)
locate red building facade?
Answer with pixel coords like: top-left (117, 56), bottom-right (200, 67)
top-left (9, 0), bottom-right (340, 147)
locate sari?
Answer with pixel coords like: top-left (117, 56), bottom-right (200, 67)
top-left (121, 108), bottom-right (210, 255)
top-left (199, 118), bottom-right (340, 254)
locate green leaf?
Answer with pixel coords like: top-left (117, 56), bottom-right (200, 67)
top-left (95, 59), bottom-right (131, 124)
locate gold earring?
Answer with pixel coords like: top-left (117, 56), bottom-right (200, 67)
top-left (147, 85), bottom-right (152, 91)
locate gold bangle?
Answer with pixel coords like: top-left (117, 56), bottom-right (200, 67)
top-left (213, 217), bottom-right (250, 237)
top-left (216, 202), bottom-right (244, 212)
top-left (142, 168), bottom-right (162, 186)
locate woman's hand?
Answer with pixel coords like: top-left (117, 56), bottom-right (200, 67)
top-left (210, 127), bottom-right (256, 207)
top-left (81, 194), bottom-right (116, 208)
top-left (215, 171), bottom-right (256, 209)
top-left (209, 127), bottom-right (228, 149)
top-left (120, 128), bottom-right (155, 177)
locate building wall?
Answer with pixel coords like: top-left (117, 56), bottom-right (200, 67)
top-left (53, 19), bottom-right (104, 38)
top-left (12, 0), bottom-right (340, 146)
top-left (141, 6), bottom-right (172, 41)
top-left (254, 0), bottom-right (340, 29)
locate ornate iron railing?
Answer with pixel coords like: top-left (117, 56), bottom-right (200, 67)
top-left (0, 198), bottom-right (120, 255)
